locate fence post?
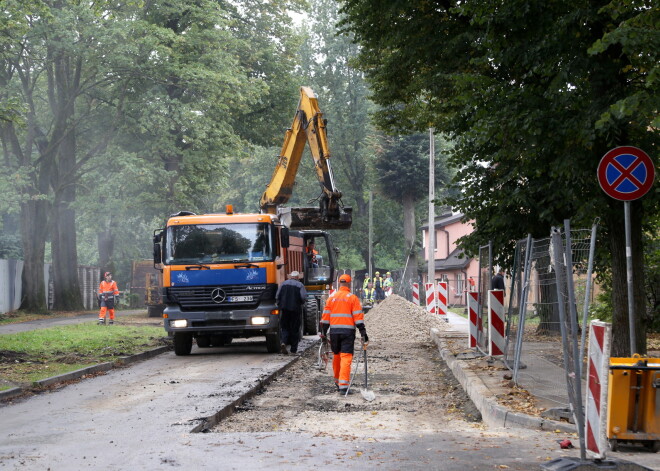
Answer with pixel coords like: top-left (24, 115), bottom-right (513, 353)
top-left (585, 320), bottom-right (611, 460)
top-left (412, 283), bottom-right (420, 306)
top-left (437, 281), bottom-right (447, 318)
top-left (468, 291), bottom-right (479, 348)
top-left (425, 283), bottom-right (435, 315)
top-left (488, 289), bottom-right (505, 356)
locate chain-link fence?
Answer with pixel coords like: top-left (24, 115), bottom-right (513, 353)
top-left (504, 222), bottom-right (598, 422)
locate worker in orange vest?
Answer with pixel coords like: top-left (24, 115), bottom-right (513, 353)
top-left (98, 271), bottom-right (119, 325)
top-left (320, 273), bottom-right (369, 395)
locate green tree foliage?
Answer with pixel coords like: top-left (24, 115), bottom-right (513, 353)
top-left (296, 0), bottom-right (391, 271)
top-left (375, 133), bottom-right (454, 285)
top-left (339, 0), bottom-right (658, 354)
top-left (0, 0), bottom-right (306, 310)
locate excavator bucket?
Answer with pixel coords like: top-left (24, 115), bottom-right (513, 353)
top-left (279, 206), bottom-right (352, 230)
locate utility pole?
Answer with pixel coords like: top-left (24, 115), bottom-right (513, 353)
top-left (428, 128), bottom-right (435, 285)
top-left (369, 190), bottom-right (373, 280)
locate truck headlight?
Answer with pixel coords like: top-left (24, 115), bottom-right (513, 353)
top-left (170, 319), bottom-right (188, 328)
top-left (251, 316), bottom-right (269, 325)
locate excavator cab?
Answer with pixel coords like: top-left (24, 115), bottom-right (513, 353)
top-left (293, 231), bottom-right (337, 289)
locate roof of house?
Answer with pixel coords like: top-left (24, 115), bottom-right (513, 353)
top-left (420, 212), bottom-right (464, 230)
top-left (433, 247), bottom-right (472, 271)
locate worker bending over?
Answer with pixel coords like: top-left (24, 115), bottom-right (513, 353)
top-left (321, 274), bottom-right (369, 395)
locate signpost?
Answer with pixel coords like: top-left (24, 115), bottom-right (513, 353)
top-left (597, 146), bottom-right (655, 353)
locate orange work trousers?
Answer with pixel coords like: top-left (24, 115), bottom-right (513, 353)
top-left (333, 352), bottom-right (353, 390)
top-left (99, 306), bottom-right (115, 321)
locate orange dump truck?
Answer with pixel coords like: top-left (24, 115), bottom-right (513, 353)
top-left (153, 208), bottom-right (337, 355)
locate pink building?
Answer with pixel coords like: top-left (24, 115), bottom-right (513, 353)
top-left (421, 211), bottom-right (479, 307)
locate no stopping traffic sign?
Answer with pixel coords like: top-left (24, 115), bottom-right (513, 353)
top-left (597, 146), bottom-right (655, 201)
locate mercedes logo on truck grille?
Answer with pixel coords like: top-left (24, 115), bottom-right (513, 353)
top-left (211, 288), bottom-right (226, 304)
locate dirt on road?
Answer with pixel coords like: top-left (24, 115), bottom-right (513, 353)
top-left (213, 294), bottom-right (482, 437)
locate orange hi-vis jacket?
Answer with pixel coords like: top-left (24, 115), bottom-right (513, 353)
top-left (98, 280), bottom-right (119, 300)
top-left (321, 286), bottom-right (364, 334)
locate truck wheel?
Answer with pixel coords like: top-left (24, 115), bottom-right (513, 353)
top-left (173, 333), bottom-right (193, 356)
top-left (266, 324), bottom-right (282, 353)
top-left (644, 440), bottom-right (660, 453)
top-left (196, 335), bottom-right (211, 348)
top-left (609, 439), bottom-right (618, 452)
top-left (304, 298), bottom-right (319, 335)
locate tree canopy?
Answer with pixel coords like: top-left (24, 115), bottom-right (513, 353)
top-left (339, 0), bottom-right (659, 354)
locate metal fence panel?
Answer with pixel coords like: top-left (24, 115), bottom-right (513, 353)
top-left (504, 224), bottom-right (597, 416)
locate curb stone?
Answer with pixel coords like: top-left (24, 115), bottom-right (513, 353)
top-left (430, 328), bottom-right (576, 433)
top-left (0, 345), bottom-right (171, 402)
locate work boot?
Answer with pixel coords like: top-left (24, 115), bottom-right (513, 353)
top-left (280, 343), bottom-right (289, 355)
top-left (109, 320), bottom-right (114, 325)
top-left (98, 318), bottom-right (105, 325)
top-left (338, 388), bottom-right (352, 396)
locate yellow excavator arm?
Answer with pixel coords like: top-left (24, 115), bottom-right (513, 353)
top-left (260, 86), bottom-right (352, 230)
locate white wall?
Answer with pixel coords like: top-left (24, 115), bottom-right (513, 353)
top-left (0, 259), bottom-right (23, 314)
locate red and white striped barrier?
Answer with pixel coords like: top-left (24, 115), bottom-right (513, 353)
top-left (328, 289), bottom-right (336, 298)
top-left (585, 320), bottom-right (611, 460)
top-left (467, 292), bottom-right (479, 348)
top-left (436, 282), bottom-right (448, 317)
top-left (412, 283), bottom-right (420, 306)
top-left (425, 283), bottom-right (435, 315)
top-left (488, 290), bottom-right (505, 356)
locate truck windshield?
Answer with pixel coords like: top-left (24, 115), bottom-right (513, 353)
top-left (165, 223), bottom-right (273, 264)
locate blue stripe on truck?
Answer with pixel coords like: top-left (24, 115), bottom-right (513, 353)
top-left (170, 268), bottom-right (266, 286)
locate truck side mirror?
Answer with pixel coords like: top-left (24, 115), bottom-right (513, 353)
top-left (280, 227), bottom-right (290, 248)
top-left (153, 230), bottom-right (163, 265)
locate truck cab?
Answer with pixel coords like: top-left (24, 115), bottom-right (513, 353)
top-left (153, 209), bottom-right (337, 355)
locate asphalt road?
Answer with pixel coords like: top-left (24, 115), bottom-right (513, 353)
top-left (0, 341), bottom-right (555, 471)
top-left (0, 341), bottom-right (301, 470)
top-left (1, 307), bottom-right (657, 470)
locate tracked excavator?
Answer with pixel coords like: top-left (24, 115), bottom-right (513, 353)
top-left (154, 87), bottom-right (351, 355)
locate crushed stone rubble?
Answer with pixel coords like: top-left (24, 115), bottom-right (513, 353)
top-left (213, 293), bottom-right (481, 434)
top-left (364, 294), bottom-right (450, 342)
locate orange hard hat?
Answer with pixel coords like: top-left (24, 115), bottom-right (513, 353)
top-left (339, 274), bottom-right (351, 283)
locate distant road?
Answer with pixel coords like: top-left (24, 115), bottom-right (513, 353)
top-left (0, 309), bottom-right (147, 335)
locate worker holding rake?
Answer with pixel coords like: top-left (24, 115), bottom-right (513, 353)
top-left (320, 273), bottom-right (369, 395)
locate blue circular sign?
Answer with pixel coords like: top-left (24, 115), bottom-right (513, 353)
top-left (597, 146), bottom-right (655, 201)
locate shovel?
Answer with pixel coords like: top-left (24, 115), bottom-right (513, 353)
top-left (360, 340), bottom-right (376, 402)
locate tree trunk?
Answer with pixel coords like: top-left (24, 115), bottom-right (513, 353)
top-left (98, 221), bottom-right (115, 274)
top-left (536, 255), bottom-right (561, 335)
top-left (50, 73), bottom-right (83, 310)
top-left (609, 198), bottom-right (647, 356)
top-left (51, 200), bottom-right (82, 310)
top-left (19, 199), bottom-right (49, 312)
top-left (401, 193), bottom-right (418, 299)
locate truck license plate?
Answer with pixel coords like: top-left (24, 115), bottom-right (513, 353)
top-left (228, 295), bottom-right (253, 302)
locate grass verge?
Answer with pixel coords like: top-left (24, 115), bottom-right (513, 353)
top-left (0, 308), bottom-right (141, 326)
top-left (0, 322), bottom-right (168, 389)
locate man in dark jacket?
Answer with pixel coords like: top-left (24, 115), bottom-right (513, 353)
top-left (276, 271), bottom-right (307, 354)
top-left (491, 268), bottom-right (506, 295)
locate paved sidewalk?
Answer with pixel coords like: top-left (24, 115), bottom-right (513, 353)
top-left (434, 311), bottom-right (660, 470)
top-left (434, 311), bottom-right (575, 432)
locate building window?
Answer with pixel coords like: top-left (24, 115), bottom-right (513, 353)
top-left (456, 273), bottom-right (464, 295)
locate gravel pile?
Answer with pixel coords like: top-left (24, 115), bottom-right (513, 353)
top-left (364, 294), bottom-right (449, 342)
